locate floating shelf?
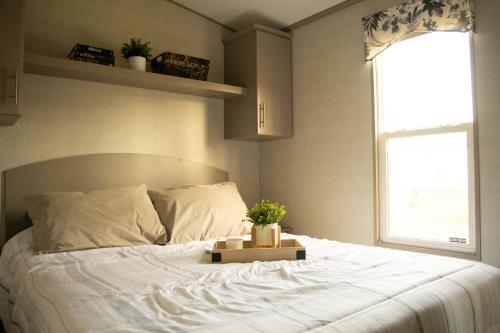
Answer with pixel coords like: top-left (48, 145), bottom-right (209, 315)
top-left (24, 54), bottom-right (246, 99)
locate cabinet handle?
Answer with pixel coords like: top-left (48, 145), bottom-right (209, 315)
top-left (259, 102), bottom-right (265, 128)
top-left (8, 67), bottom-right (19, 105)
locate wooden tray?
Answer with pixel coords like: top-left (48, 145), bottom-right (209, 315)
top-left (211, 239), bottom-right (306, 263)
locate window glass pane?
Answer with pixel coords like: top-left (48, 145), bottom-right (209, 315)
top-left (379, 32), bottom-right (473, 132)
top-left (386, 132), bottom-right (470, 243)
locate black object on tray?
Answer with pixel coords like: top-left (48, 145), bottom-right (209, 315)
top-left (151, 52), bottom-right (209, 81)
top-left (67, 44), bottom-right (115, 66)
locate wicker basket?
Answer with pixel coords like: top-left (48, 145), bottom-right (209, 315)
top-left (151, 52), bottom-right (209, 81)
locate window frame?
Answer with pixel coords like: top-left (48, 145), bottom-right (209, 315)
top-left (372, 32), bottom-right (481, 259)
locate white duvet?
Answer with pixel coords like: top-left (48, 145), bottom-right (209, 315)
top-left (1, 228), bottom-right (499, 333)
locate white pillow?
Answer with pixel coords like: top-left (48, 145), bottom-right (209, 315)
top-left (148, 182), bottom-right (252, 244)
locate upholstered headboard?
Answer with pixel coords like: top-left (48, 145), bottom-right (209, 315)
top-left (1, 153), bottom-right (228, 246)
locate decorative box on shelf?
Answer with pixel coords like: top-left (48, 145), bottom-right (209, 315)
top-left (67, 43), bottom-right (115, 66)
top-left (210, 238), bottom-right (306, 264)
top-left (151, 52), bottom-right (209, 81)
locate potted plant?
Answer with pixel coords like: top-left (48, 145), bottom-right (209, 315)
top-left (245, 199), bottom-right (286, 247)
top-left (121, 38), bottom-right (152, 71)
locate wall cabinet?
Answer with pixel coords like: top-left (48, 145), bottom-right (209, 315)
top-left (223, 24), bottom-right (292, 141)
top-left (0, 0), bottom-right (24, 125)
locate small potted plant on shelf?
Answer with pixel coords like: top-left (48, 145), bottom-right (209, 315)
top-left (245, 199), bottom-right (286, 248)
top-left (121, 38), bottom-right (152, 72)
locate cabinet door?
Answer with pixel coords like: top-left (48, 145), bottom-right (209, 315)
top-left (0, 0), bottom-right (25, 125)
top-left (256, 31), bottom-right (292, 137)
top-left (224, 31), bottom-right (259, 140)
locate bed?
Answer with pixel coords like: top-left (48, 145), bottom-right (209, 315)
top-left (1, 154), bottom-right (500, 333)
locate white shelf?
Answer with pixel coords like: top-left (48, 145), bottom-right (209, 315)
top-left (24, 54), bottom-right (246, 99)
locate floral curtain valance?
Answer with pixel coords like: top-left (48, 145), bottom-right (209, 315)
top-left (362, 0), bottom-right (474, 61)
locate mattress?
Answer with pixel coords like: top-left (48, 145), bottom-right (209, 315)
top-left (1, 228), bottom-right (499, 333)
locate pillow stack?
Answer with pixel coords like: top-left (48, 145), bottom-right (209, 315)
top-left (24, 182), bottom-right (251, 253)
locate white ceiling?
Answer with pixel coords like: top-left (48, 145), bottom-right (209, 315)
top-left (172, 0), bottom-right (347, 31)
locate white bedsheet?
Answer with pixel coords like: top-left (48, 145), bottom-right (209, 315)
top-left (1, 228), bottom-right (499, 333)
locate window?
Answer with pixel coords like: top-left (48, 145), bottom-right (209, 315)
top-left (374, 32), bottom-right (477, 254)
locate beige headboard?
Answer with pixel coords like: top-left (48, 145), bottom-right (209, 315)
top-left (2, 153), bottom-right (228, 246)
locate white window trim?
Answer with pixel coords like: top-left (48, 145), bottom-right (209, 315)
top-left (379, 124), bottom-right (476, 253)
top-left (373, 35), bottom-right (480, 257)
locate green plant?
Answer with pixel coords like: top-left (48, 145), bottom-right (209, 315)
top-left (121, 38), bottom-right (152, 60)
top-left (245, 199), bottom-right (286, 227)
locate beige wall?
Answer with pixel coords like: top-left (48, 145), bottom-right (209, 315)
top-left (0, 0), bottom-right (260, 244)
top-left (261, 0), bottom-right (500, 267)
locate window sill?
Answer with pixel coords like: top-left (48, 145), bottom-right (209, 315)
top-left (375, 240), bottom-right (480, 261)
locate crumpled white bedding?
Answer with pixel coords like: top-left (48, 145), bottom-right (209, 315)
top-left (1, 228), bottom-right (499, 333)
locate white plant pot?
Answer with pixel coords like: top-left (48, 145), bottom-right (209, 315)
top-left (254, 223), bottom-right (278, 247)
top-left (128, 56), bottom-right (146, 71)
